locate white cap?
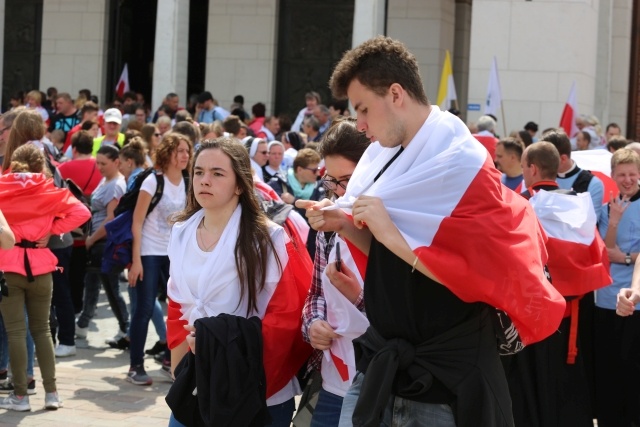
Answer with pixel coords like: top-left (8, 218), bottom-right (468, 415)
top-left (103, 108), bottom-right (122, 124)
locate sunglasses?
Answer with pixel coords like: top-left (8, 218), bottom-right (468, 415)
top-left (321, 175), bottom-right (350, 191)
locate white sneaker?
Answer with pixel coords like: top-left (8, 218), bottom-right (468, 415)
top-left (0, 392), bottom-right (31, 411)
top-left (55, 344), bottom-right (76, 358)
top-left (44, 391), bottom-right (62, 410)
top-left (75, 324), bottom-right (88, 339)
top-left (104, 329), bottom-right (126, 345)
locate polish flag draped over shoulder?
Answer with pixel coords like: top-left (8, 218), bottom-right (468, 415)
top-left (166, 206), bottom-right (312, 398)
top-left (337, 107), bottom-right (565, 345)
top-left (560, 81), bottom-right (579, 138)
top-left (115, 63), bottom-right (130, 98)
top-left (529, 190), bottom-right (611, 296)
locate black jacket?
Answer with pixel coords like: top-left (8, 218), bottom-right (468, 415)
top-left (166, 314), bottom-right (269, 427)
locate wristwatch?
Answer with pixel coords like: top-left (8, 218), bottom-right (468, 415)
top-left (625, 252), bottom-right (632, 266)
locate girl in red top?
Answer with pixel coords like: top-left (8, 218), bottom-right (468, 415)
top-left (0, 144), bottom-right (90, 412)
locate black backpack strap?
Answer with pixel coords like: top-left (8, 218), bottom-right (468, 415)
top-left (147, 172), bottom-right (165, 215)
top-left (571, 169), bottom-right (594, 194)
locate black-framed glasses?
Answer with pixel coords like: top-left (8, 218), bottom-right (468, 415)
top-left (303, 166), bottom-right (321, 174)
top-left (321, 174), bottom-right (350, 191)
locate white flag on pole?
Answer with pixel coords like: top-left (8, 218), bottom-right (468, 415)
top-left (484, 57), bottom-right (502, 116)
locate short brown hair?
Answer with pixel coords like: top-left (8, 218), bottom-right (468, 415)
top-left (10, 144), bottom-right (50, 176)
top-left (540, 130), bottom-right (572, 157)
top-left (329, 36), bottom-right (428, 105)
top-left (153, 132), bottom-right (192, 172)
top-left (293, 148), bottom-right (321, 171)
top-left (497, 137), bottom-right (525, 161)
top-left (611, 148), bottom-right (640, 173)
top-left (223, 115), bottom-right (242, 136)
top-left (320, 117), bottom-right (370, 164)
top-left (523, 142), bottom-right (560, 180)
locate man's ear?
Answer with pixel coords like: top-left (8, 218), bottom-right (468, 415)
top-left (389, 83), bottom-right (405, 106)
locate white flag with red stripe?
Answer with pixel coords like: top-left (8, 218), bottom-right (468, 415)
top-left (560, 81), bottom-right (579, 138)
top-left (322, 236), bottom-right (369, 389)
top-left (116, 63), bottom-right (130, 98)
top-left (529, 190), bottom-right (611, 296)
top-left (336, 106), bottom-right (566, 345)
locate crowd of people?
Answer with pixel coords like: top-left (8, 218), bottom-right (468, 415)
top-left (0, 35), bottom-right (638, 427)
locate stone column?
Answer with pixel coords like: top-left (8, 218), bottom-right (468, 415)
top-left (152, 0), bottom-right (189, 111)
top-left (352, 0), bottom-right (386, 47)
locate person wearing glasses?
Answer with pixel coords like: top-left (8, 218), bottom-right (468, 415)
top-left (242, 136), bottom-right (269, 182)
top-left (267, 148), bottom-right (325, 257)
top-left (301, 118), bottom-right (371, 427)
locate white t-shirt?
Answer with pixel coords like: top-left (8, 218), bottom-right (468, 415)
top-left (140, 173), bottom-right (186, 255)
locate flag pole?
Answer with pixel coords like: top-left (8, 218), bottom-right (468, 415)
top-left (500, 100), bottom-right (507, 137)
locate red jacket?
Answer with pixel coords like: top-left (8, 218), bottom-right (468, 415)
top-left (0, 173), bottom-right (91, 276)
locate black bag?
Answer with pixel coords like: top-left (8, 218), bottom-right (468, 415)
top-left (65, 178), bottom-right (92, 238)
top-left (86, 240), bottom-right (106, 271)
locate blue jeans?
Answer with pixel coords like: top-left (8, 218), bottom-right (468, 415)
top-left (130, 255), bottom-right (169, 367)
top-left (311, 388), bottom-right (344, 427)
top-left (339, 373), bottom-right (456, 427)
top-left (128, 285), bottom-right (166, 342)
top-left (0, 310), bottom-right (34, 377)
top-left (50, 247), bottom-right (75, 346)
top-left (77, 269), bottom-right (129, 333)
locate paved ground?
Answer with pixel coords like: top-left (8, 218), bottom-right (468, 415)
top-left (0, 281), bottom-right (173, 426)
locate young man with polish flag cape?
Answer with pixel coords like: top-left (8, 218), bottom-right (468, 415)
top-left (297, 36), bottom-right (565, 427)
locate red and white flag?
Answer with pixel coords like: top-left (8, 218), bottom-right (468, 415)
top-left (571, 149), bottom-right (619, 202)
top-left (322, 236), bottom-right (369, 390)
top-left (560, 81), bottom-right (579, 138)
top-left (166, 207), bottom-right (312, 398)
top-left (530, 190), bottom-right (611, 296)
top-left (115, 63), bottom-right (130, 98)
top-left (484, 56), bottom-right (502, 116)
top-left (336, 106), bottom-right (566, 346)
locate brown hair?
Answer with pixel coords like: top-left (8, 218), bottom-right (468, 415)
top-left (223, 115), bottom-right (242, 136)
top-left (497, 137), bottom-right (525, 160)
top-left (611, 148), bottom-right (640, 173)
top-left (173, 138), bottom-right (281, 315)
top-left (10, 144), bottom-right (50, 176)
top-left (2, 109), bottom-right (47, 171)
top-left (320, 117), bottom-right (370, 163)
top-left (72, 130), bottom-right (94, 155)
top-left (120, 137), bottom-right (146, 167)
top-left (153, 132), bottom-right (192, 172)
top-left (329, 36), bottom-right (429, 105)
top-left (540, 130), bottom-right (572, 157)
top-left (523, 142), bottom-right (560, 181)
top-left (293, 148), bottom-right (321, 171)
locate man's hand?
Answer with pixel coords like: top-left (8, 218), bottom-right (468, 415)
top-left (617, 288), bottom-right (640, 316)
top-left (352, 196), bottom-right (394, 239)
top-left (309, 320), bottom-right (340, 350)
top-left (608, 192), bottom-right (630, 227)
top-left (606, 245), bottom-right (626, 264)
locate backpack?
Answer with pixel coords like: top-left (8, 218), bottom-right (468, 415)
top-left (102, 168), bottom-right (190, 273)
top-left (65, 178), bottom-right (92, 239)
top-left (571, 169), bottom-right (594, 194)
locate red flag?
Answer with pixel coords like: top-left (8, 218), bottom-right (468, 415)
top-left (338, 107), bottom-right (566, 346)
top-left (559, 81), bottom-right (578, 138)
top-left (530, 190), bottom-right (611, 296)
top-left (115, 64), bottom-right (130, 98)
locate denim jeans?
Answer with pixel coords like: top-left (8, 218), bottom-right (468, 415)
top-left (50, 246), bottom-right (75, 346)
top-left (339, 372), bottom-right (456, 427)
top-left (0, 310), bottom-right (34, 377)
top-left (128, 285), bottom-right (166, 342)
top-left (77, 269), bottom-right (129, 333)
top-left (311, 388), bottom-right (344, 427)
top-left (129, 255), bottom-right (169, 367)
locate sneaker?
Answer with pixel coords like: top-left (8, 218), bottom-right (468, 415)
top-left (75, 324), bottom-right (88, 339)
top-left (55, 344), bottom-right (76, 358)
top-left (159, 364), bottom-right (173, 382)
top-left (107, 336), bottom-right (130, 350)
top-left (105, 329), bottom-right (126, 345)
top-left (145, 341), bottom-right (167, 356)
top-left (0, 379), bottom-right (36, 395)
top-left (0, 392), bottom-right (30, 411)
top-left (44, 391), bottom-right (63, 410)
top-left (126, 366), bottom-right (153, 386)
